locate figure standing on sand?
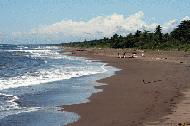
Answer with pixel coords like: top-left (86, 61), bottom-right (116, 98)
top-left (123, 52), bottom-right (126, 58)
top-left (118, 53), bottom-right (121, 58)
top-left (118, 52), bottom-right (127, 58)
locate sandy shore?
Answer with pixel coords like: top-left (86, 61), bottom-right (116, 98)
top-left (62, 48), bottom-right (190, 126)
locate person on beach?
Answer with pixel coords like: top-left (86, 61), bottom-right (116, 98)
top-left (123, 52), bottom-right (126, 58)
top-left (118, 53), bottom-right (121, 58)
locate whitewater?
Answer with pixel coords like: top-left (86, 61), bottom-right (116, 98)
top-left (0, 44), bottom-right (117, 126)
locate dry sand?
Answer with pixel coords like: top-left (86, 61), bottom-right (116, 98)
top-left (62, 47), bottom-right (190, 126)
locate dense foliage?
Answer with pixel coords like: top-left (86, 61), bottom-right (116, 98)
top-left (62, 20), bottom-right (190, 51)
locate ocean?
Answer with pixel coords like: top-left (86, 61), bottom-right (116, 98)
top-left (0, 44), bottom-right (118, 126)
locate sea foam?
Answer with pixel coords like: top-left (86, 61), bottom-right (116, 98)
top-left (0, 45), bottom-right (108, 121)
top-left (0, 46), bottom-right (107, 90)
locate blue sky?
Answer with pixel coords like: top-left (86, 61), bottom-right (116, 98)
top-left (0, 0), bottom-right (190, 44)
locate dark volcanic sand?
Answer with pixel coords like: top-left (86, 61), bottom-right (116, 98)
top-left (62, 49), bottom-right (190, 126)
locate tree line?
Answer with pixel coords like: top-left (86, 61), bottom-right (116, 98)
top-left (61, 20), bottom-right (190, 51)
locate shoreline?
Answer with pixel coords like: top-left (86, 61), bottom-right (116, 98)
top-left (62, 48), bottom-right (190, 126)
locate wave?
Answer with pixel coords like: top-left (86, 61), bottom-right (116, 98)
top-left (0, 92), bottom-right (41, 119)
top-left (0, 64), bottom-right (106, 90)
top-left (0, 45), bottom-right (108, 120)
top-left (0, 93), bottom-right (20, 111)
top-left (0, 46), bottom-right (107, 90)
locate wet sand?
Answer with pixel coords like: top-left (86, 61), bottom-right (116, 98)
top-left (62, 48), bottom-right (190, 126)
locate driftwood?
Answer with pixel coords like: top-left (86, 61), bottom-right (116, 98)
top-left (76, 49), bottom-right (86, 51)
top-left (143, 79), bottom-right (162, 84)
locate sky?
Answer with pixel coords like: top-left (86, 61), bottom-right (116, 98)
top-left (0, 0), bottom-right (190, 44)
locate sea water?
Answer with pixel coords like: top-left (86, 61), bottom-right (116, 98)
top-left (0, 44), bottom-right (118, 126)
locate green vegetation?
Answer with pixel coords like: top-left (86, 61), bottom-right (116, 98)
top-left (61, 20), bottom-right (190, 51)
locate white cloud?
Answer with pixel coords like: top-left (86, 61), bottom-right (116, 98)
top-left (162, 19), bottom-right (178, 33)
top-left (182, 16), bottom-right (190, 21)
top-left (12, 11), bottom-right (189, 42)
top-left (30, 11), bottom-right (146, 38)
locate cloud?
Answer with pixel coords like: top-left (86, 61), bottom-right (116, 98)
top-left (182, 16), bottom-right (190, 21)
top-left (162, 19), bottom-right (178, 33)
top-left (31, 11), bottom-right (153, 37)
top-left (12, 11), bottom-right (189, 42)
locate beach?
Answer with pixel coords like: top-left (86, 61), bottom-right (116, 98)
top-left (0, 1), bottom-right (189, 126)
top-left (63, 48), bottom-right (190, 126)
